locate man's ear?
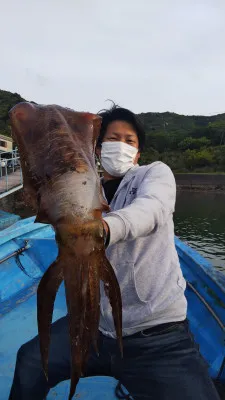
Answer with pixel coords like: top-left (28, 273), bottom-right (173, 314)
top-left (134, 151), bottom-right (141, 165)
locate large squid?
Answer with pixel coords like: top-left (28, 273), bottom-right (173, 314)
top-left (9, 102), bottom-right (123, 399)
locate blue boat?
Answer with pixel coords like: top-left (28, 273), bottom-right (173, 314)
top-left (0, 216), bottom-right (225, 399)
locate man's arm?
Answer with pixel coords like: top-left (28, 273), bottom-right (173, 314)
top-left (103, 162), bottom-right (176, 246)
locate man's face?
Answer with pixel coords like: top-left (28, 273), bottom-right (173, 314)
top-left (102, 120), bottom-right (140, 164)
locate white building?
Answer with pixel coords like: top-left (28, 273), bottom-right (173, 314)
top-left (0, 134), bottom-right (13, 152)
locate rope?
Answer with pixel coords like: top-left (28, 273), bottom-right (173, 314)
top-left (115, 382), bottom-right (133, 400)
top-left (15, 253), bottom-right (39, 280)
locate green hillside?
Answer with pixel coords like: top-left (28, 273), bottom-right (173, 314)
top-left (138, 111), bottom-right (225, 172)
top-left (0, 89), bottom-right (225, 172)
top-left (0, 90), bottom-right (25, 137)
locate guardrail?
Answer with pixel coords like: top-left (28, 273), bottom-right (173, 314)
top-left (0, 150), bottom-right (23, 198)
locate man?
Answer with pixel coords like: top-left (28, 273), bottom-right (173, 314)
top-left (9, 105), bottom-right (219, 400)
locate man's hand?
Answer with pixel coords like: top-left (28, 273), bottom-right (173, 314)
top-left (102, 220), bottom-right (109, 235)
top-left (102, 219), bottom-right (110, 247)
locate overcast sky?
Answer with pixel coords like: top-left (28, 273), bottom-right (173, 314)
top-left (1, 0), bottom-right (225, 115)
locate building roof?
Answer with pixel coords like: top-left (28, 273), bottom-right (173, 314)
top-left (0, 134), bottom-right (12, 142)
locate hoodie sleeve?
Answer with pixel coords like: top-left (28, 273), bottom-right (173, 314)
top-left (103, 162), bottom-right (176, 246)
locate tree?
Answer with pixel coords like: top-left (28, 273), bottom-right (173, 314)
top-left (178, 137), bottom-right (211, 151)
top-left (184, 149), bottom-right (214, 170)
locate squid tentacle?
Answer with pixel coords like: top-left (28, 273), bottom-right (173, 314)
top-left (37, 259), bottom-right (64, 379)
top-left (101, 258), bottom-right (123, 357)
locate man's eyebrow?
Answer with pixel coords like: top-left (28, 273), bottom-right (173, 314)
top-left (109, 132), bottom-right (136, 137)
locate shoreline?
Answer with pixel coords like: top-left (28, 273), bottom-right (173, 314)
top-left (177, 185), bottom-right (225, 193)
top-left (174, 173), bottom-right (225, 193)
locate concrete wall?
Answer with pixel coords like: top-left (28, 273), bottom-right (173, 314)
top-left (175, 173), bottom-right (225, 187)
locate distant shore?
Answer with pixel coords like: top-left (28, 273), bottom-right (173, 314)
top-left (174, 173), bottom-right (225, 192)
top-left (177, 185), bottom-right (225, 192)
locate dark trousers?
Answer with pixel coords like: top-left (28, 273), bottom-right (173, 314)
top-left (9, 316), bottom-right (220, 400)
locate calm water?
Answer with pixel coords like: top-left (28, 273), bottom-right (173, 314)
top-left (174, 191), bottom-right (225, 273)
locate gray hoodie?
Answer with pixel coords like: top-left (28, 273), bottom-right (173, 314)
top-left (100, 161), bottom-right (187, 338)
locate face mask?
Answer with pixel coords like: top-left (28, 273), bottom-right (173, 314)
top-left (100, 141), bottom-right (138, 177)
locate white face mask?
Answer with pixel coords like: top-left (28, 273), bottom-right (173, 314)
top-left (100, 141), bottom-right (138, 177)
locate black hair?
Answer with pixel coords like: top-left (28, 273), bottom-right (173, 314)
top-left (97, 101), bottom-right (145, 151)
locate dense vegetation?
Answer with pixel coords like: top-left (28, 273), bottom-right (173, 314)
top-left (0, 90), bottom-right (25, 137)
top-left (0, 89), bottom-right (225, 172)
top-left (138, 112), bottom-right (225, 172)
